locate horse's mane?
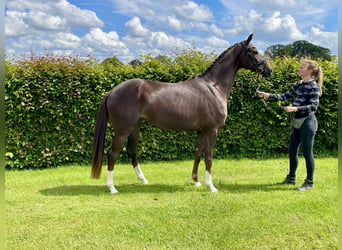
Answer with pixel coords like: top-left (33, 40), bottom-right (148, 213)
top-left (198, 42), bottom-right (239, 78)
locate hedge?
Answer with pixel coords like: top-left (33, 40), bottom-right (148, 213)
top-left (5, 51), bottom-right (337, 169)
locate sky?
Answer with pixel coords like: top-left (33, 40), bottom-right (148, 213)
top-left (5, 0), bottom-right (338, 63)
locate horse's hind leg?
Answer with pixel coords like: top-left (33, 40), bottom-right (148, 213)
top-left (107, 133), bottom-right (127, 194)
top-left (192, 132), bottom-right (204, 186)
top-left (127, 125), bottom-right (148, 184)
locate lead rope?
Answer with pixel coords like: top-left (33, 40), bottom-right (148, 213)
top-left (253, 74), bottom-right (281, 116)
top-left (253, 75), bottom-right (294, 131)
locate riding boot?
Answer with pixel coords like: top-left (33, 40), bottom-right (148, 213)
top-left (297, 179), bottom-right (313, 191)
top-left (277, 175), bottom-right (296, 185)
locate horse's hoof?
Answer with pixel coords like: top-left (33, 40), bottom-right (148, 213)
top-left (194, 182), bottom-right (202, 187)
top-left (141, 179), bottom-right (149, 184)
top-left (108, 185), bottom-right (119, 194)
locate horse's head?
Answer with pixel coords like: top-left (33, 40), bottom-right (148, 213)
top-left (240, 34), bottom-right (272, 77)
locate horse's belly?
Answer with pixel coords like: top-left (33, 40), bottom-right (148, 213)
top-left (142, 105), bottom-right (226, 131)
top-left (142, 107), bottom-right (198, 131)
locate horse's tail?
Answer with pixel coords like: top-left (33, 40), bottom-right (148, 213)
top-left (91, 93), bottom-right (110, 179)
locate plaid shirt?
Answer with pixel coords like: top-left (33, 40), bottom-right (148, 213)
top-left (269, 80), bottom-right (320, 119)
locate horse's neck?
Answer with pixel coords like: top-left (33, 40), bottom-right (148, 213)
top-left (202, 54), bottom-right (240, 98)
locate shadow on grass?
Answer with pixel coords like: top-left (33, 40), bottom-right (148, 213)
top-left (217, 182), bottom-right (294, 193)
top-left (40, 183), bottom-right (186, 196)
top-left (40, 185), bottom-right (108, 196)
top-left (40, 182), bottom-right (291, 196)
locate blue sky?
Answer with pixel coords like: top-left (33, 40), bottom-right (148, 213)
top-left (5, 0), bottom-right (338, 63)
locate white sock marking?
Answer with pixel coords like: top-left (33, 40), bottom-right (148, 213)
top-left (205, 171), bottom-right (218, 192)
top-left (194, 181), bottom-right (202, 187)
top-left (135, 164), bottom-right (148, 184)
top-left (107, 170), bottom-right (118, 194)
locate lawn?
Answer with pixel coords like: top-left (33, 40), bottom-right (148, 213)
top-left (5, 157), bottom-right (337, 249)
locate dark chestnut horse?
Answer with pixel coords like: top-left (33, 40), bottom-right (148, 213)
top-left (91, 34), bottom-right (272, 194)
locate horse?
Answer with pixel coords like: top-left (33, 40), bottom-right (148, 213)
top-left (91, 34), bottom-right (272, 194)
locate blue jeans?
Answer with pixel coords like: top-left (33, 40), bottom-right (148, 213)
top-left (288, 114), bottom-right (318, 184)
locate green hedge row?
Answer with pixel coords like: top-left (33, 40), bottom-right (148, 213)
top-left (5, 52), bottom-right (337, 169)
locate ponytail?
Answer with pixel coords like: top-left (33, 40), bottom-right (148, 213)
top-left (301, 59), bottom-right (323, 96)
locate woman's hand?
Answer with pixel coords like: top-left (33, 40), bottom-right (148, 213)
top-left (284, 106), bottom-right (298, 113)
top-left (257, 91), bottom-right (269, 99)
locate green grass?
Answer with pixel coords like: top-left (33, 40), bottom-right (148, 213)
top-left (5, 158), bottom-right (337, 249)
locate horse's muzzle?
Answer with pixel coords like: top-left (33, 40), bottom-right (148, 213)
top-left (255, 59), bottom-right (272, 77)
top-left (262, 66), bottom-right (272, 77)
top-left (258, 60), bottom-right (272, 77)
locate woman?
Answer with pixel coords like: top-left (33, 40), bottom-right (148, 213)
top-left (258, 59), bottom-right (323, 191)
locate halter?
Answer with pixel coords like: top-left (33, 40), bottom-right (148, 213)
top-left (241, 42), bottom-right (267, 74)
top-left (240, 42), bottom-right (281, 115)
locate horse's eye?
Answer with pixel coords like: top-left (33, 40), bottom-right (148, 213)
top-left (250, 47), bottom-right (258, 54)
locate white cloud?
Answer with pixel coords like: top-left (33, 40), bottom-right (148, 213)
top-left (5, 11), bottom-right (29, 37)
top-left (220, 0), bottom-right (338, 33)
top-left (220, 0), bottom-right (324, 16)
top-left (231, 10), bottom-right (304, 42)
top-left (121, 15), bottom-right (195, 59)
top-left (207, 37), bottom-right (229, 48)
top-left (55, 33), bottom-right (81, 49)
top-left (54, 0), bottom-right (103, 28)
top-left (208, 24), bottom-right (224, 36)
top-left (149, 32), bottom-right (189, 50)
top-left (174, 1), bottom-right (212, 22)
top-left (123, 30), bottom-right (191, 57)
top-left (10, 31), bottom-right (81, 50)
top-left (5, 0), bottom-right (103, 36)
top-left (25, 11), bottom-right (66, 31)
top-left (167, 16), bottom-right (182, 31)
top-left (82, 28), bottom-right (130, 55)
top-left (5, 0), bottom-right (128, 61)
top-left (111, 0), bottom-right (215, 33)
top-left (110, 0), bottom-right (158, 17)
top-left (264, 12), bottom-right (303, 40)
top-left (305, 27), bottom-right (337, 54)
top-left (125, 17), bottom-right (150, 37)
top-left (120, 15), bottom-right (192, 60)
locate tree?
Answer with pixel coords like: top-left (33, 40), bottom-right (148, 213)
top-left (101, 56), bottom-right (123, 66)
top-left (264, 44), bottom-right (292, 57)
top-left (154, 55), bottom-right (171, 64)
top-left (129, 59), bottom-right (143, 66)
top-left (265, 40), bottom-right (332, 61)
top-left (291, 40), bottom-right (331, 61)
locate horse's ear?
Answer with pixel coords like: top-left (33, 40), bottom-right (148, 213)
top-left (246, 33), bottom-right (253, 45)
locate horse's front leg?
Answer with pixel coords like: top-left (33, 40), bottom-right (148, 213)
top-left (204, 129), bottom-right (218, 192)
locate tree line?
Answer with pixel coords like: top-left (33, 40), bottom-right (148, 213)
top-left (264, 40), bottom-right (332, 61)
top-left (102, 40), bottom-right (333, 66)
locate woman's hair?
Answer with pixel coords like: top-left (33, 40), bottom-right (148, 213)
top-left (301, 58), bottom-right (323, 96)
